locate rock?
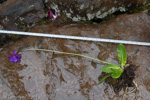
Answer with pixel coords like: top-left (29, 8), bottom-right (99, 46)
top-left (0, 25), bottom-right (3, 30)
top-left (44, 0), bottom-right (150, 21)
top-left (0, 11), bottom-right (150, 100)
top-left (0, 0), bottom-right (7, 4)
top-left (0, 0), bottom-right (45, 30)
top-left (0, 0), bottom-right (45, 47)
top-left (0, 0), bottom-right (44, 17)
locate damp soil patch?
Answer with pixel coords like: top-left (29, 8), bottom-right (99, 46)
top-left (99, 64), bottom-right (138, 93)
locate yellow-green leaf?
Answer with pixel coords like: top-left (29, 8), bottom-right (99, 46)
top-left (117, 44), bottom-right (127, 67)
top-left (111, 69), bottom-right (123, 78)
top-left (101, 64), bottom-right (121, 73)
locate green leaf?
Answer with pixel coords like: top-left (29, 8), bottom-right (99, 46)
top-left (117, 44), bottom-right (127, 67)
top-left (101, 64), bottom-right (121, 73)
top-left (99, 74), bottom-right (111, 83)
top-left (111, 68), bottom-right (123, 78)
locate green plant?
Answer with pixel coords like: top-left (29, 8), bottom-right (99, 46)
top-left (99, 44), bottom-right (127, 83)
top-left (26, 43), bottom-right (127, 83)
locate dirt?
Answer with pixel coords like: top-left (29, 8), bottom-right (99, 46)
top-left (119, 65), bottom-right (137, 88)
top-left (99, 64), bottom-right (138, 94)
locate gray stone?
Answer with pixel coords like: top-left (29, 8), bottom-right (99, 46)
top-left (44, 0), bottom-right (150, 21)
top-left (0, 0), bottom-right (44, 17)
top-left (0, 11), bottom-right (150, 100)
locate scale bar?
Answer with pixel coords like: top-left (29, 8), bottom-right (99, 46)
top-left (0, 30), bottom-right (150, 46)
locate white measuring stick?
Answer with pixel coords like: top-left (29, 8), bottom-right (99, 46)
top-left (0, 30), bottom-right (150, 46)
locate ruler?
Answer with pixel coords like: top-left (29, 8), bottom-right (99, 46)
top-left (0, 30), bottom-right (150, 46)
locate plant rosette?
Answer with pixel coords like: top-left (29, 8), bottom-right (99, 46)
top-left (99, 44), bottom-right (127, 83)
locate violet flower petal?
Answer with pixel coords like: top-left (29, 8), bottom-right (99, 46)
top-left (9, 55), bottom-right (17, 63)
top-left (13, 58), bottom-right (18, 63)
top-left (16, 55), bottom-right (21, 59)
top-left (13, 51), bottom-right (17, 55)
top-left (16, 56), bottom-right (21, 62)
top-left (9, 55), bottom-right (15, 62)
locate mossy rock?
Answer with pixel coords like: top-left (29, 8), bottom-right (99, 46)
top-left (0, 34), bottom-right (23, 47)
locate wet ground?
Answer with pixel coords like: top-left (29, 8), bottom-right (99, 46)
top-left (0, 11), bottom-right (150, 100)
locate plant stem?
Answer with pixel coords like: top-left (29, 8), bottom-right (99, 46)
top-left (25, 49), bottom-right (112, 65)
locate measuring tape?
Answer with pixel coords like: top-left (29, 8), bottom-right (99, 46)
top-left (0, 30), bottom-right (150, 46)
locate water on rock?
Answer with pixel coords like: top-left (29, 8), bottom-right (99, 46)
top-left (0, 11), bottom-right (150, 100)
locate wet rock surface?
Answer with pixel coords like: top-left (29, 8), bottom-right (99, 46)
top-left (0, 0), bottom-right (44, 17)
top-left (0, 0), bottom-right (45, 30)
top-left (0, 11), bottom-right (150, 100)
top-left (0, 0), bottom-right (45, 47)
top-left (44, 0), bottom-right (150, 21)
top-left (0, 0), bottom-right (7, 4)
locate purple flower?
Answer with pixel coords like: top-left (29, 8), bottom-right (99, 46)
top-left (9, 51), bottom-right (21, 63)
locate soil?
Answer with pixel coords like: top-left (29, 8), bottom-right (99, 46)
top-left (99, 64), bottom-right (138, 93)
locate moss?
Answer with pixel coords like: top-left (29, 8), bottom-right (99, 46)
top-left (0, 34), bottom-right (23, 47)
top-left (8, 34), bottom-right (22, 41)
top-left (17, 22), bottom-right (28, 31)
top-left (36, 17), bottom-right (50, 25)
top-left (128, 5), bottom-right (150, 13)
